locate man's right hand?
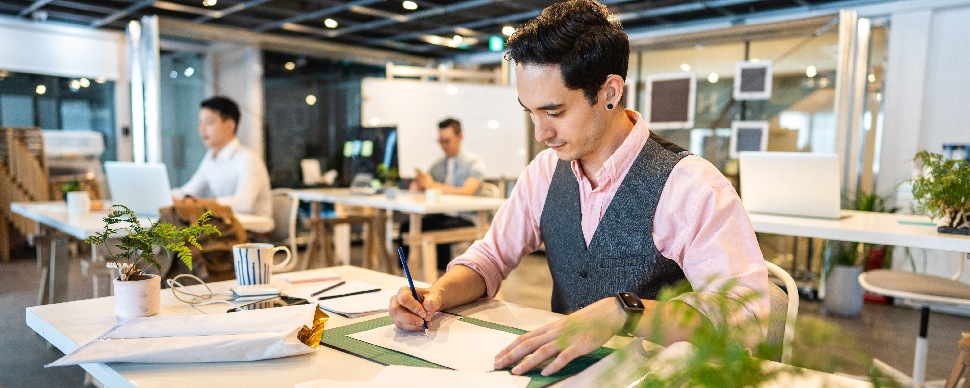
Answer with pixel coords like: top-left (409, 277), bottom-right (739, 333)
top-left (389, 286), bottom-right (442, 331)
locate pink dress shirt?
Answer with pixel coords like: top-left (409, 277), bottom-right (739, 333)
top-left (450, 109), bottom-right (769, 336)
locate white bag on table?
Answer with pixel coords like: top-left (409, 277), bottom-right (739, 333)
top-left (47, 304), bottom-right (327, 366)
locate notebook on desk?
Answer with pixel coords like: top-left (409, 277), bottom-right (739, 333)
top-left (738, 152), bottom-right (848, 220)
top-left (104, 161), bottom-right (174, 217)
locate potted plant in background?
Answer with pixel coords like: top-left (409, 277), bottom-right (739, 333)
top-left (823, 192), bottom-right (898, 316)
top-left (908, 150), bottom-right (970, 235)
top-left (85, 205), bottom-right (219, 317)
top-left (376, 163), bottom-right (400, 198)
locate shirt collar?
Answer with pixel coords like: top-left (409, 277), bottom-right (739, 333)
top-left (569, 109), bottom-right (650, 186)
top-left (212, 138), bottom-right (241, 161)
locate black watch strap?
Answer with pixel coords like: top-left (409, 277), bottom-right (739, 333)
top-left (616, 292), bottom-right (645, 337)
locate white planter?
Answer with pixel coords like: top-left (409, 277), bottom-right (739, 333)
top-left (112, 274), bottom-right (161, 317)
top-left (823, 265), bottom-right (863, 316)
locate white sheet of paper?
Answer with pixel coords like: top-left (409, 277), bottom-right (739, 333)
top-left (279, 269), bottom-right (340, 284)
top-left (317, 289), bottom-right (397, 317)
top-left (294, 366), bottom-right (529, 388)
top-left (286, 280), bottom-right (393, 317)
top-left (348, 314), bottom-right (521, 373)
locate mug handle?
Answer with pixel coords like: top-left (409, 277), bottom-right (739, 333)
top-left (271, 246), bottom-right (292, 270)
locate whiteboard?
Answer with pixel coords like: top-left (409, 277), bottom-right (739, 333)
top-left (361, 78), bottom-right (529, 179)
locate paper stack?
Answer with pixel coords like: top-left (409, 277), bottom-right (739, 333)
top-left (287, 279), bottom-right (395, 318)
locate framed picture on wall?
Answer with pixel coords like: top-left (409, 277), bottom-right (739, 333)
top-left (645, 72), bottom-right (696, 129)
top-left (733, 60), bottom-right (773, 100)
top-left (730, 120), bottom-right (770, 159)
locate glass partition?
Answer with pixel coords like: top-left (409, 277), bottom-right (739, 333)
top-left (0, 71), bottom-right (117, 161)
top-left (631, 14), bottom-right (885, 196)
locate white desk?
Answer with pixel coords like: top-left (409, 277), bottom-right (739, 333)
top-left (749, 209), bottom-right (970, 387)
top-left (749, 210), bottom-right (970, 253)
top-left (10, 201), bottom-right (274, 305)
top-left (26, 265), bottom-right (870, 387)
top-left (290, 189), bottom-right (506, 281)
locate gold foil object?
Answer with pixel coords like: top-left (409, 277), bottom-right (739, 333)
top-left (297, 306), bottom-right (329, 349)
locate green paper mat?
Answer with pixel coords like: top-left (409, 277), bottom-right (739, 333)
top-left (320, 315), bottom-right (613, 387)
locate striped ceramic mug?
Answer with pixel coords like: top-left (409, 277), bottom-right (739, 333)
top-left (232, 243), bottom-right (292, 285)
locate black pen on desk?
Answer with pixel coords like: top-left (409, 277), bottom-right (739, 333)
top-left (398, 247), bottom-right (429, 335)
top-left (316, 288), bottom-right (381, 300)
top-left (310, 281), bottom-right (346, 297)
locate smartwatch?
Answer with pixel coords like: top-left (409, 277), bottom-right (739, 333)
top-left (615, 292), bottom-right (645, 337)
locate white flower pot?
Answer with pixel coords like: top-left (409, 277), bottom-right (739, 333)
top-left (113, 274), bottom-right (161, 317)
top-left (823, 265), bottom-right (863, 316)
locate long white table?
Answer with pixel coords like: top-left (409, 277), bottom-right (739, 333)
top-left (290, 188), bottom-right (506, 282)
top-left (26, 265), bottom-right (871, 387)
top-left (749, 210), bottom-right (970, 253)
top-left (10, 201), bottom-right (274, 305)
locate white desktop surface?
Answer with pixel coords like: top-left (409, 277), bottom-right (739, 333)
top-left (290, 189), bottom-right (506, 281)
top-left (748, 209), bottom-right (970, 253)
top-left (27, 265), bottom-right (870, 388)
top-left (10, 201), bottom-right (274, 306)
top-left (11, 201), bottom-right (274, 238)
top-left (26, 266), bottom-right (559, 388)
top-left (290, 188), bottom-right (507, 214)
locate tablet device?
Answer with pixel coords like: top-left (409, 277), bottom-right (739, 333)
top-left (227, 295), bottom-right (309, 313)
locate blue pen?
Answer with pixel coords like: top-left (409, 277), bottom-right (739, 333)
top-left (398, 247), bottom-right (429, 334)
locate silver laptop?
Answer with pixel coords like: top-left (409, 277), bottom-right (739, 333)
top-left (738, 152), bottom-right (846, 220)
top-left (104, 162), bottom-right (174, 217)
top-left (348, 173), bottom-right (378, 195)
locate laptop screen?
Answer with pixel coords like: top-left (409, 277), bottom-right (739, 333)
top-left (104, 162), bottom-right (174, 217)
top-left (738, 152), bottom-right (843, 219)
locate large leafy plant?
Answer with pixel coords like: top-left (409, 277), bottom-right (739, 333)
top-left (908, 150), bottom-right (970, 228)
top-left (84, 205), bottom-right (220, 281)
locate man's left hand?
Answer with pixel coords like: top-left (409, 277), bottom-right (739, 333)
top-left (493, 297), bottom-right (626, 376)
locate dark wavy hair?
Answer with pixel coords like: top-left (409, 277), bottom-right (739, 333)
top-left (505, 0), bottom-right (628, 105)
top-left (200, 96), bottom-right (241, 129)
top-left (438, 117), bottom-right (462, 135)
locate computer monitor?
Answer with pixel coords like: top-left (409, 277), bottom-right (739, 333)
top-left (343, 126), bottom-right (397, 186)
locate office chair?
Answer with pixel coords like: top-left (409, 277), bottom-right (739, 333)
top-left (300, 159), bottom-right (337, 187)
top-left (267, 188), bottom-right (313, 273)
top-left (479, 181), bottom-right (503, 198)
top-left (945, 332), bottom-right (970, 388)
top-left (766, 261), bottom-right (799, 364)
top-left (859, 253), bottom-right (970, 387)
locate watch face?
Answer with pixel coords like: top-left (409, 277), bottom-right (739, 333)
top-left (617, 292), bottom-right (645, 310)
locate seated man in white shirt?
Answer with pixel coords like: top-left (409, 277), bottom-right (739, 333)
top-left (171, 96), bottom-right (273, 229)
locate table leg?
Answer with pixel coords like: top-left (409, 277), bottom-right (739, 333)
top-left (385, 209), bottom-right (395, 262)
top-left (34, 232), bottom-right (51, 305)
top-left (407, 213), bottom-right (434, 282)
top-left (306, 202), bottom-right (324, 269)
top-left (476, 210), bottom-right (489, 238)
top-left (421, 235), bottom-right (437, 282)
top-left (370, 211), bottom-right (389, 273)
top-left (333, 224), bottom-right (351, 265)
top-left (47, 235), bottom-right (69, 304)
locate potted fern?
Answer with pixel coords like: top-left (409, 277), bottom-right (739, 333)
top-left (908, 151), bottom-right (970, 235)
top-left (84, 205), bottom-right (219, 317)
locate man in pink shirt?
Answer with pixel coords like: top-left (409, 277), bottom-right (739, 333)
top-left (389, 0), bottom-right (770, 377)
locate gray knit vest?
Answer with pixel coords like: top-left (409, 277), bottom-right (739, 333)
top-left (539, 134), bottom-right (687, 313)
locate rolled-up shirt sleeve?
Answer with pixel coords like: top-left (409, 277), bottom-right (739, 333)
top-left (654, 156), bottom-right (770, 340)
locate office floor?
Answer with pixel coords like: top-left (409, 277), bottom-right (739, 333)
top-left (1, 243), bottom-right (967, 387)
